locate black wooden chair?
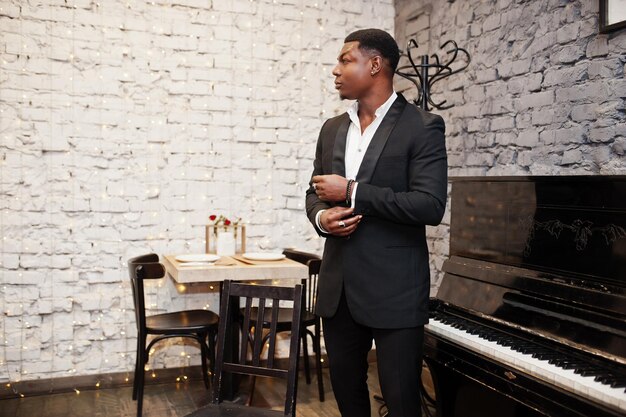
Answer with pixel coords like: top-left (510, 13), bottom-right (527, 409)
top-left (128, 253), bottom-right (219, 417)
top-left (242, 249), bottom-right (324, 403)
top-left (185, 280), bottom-right (304, 417)
top-left (282, 249), bottom-right (324, 402)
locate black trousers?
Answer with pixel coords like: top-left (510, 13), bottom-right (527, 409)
top-left (322, 291), bottom-right (424, 417)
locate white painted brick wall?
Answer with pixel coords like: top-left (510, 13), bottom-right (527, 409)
top-left (395, 0), bottom-right (626, 292)
top-left (0, 0), bottom-right (394, 384)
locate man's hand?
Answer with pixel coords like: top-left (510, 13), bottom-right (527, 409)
top-left (320, 207), bottom-right (362, 237)
top-left (312, 174), bottom-right (348, 203)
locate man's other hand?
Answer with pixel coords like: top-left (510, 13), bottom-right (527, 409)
top-left (320, 207), bottom-right (362, 237)
top-left (312, 174), bottom-right (348, 203)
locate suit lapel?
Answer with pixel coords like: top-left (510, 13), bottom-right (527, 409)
top-left (331, 114), bottom-right (350, 176)
top-left (356, 94), bottom-right (407, 183)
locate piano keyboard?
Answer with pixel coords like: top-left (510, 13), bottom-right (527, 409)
top-left (426, 314), bottom-right (626, 412)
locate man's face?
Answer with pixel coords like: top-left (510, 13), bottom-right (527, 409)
top-left (332, 41), bottom-right (375, 100)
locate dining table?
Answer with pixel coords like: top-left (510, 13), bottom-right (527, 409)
top-left (162, 254), bottom-right (309, 284)
top-left (162, 253), bottom-right (309, 400)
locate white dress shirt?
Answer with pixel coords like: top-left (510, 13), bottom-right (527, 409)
top-left (316, 91), bottom-right (398, 232)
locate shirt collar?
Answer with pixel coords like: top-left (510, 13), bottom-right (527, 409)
top-left (347, 91), bottom-right (398, 123)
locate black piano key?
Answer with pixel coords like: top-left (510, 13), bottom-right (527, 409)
top-left (497, 339), bottom-right (514, 347)
top-left (579, 369), bottom-right (605, 377)
top-left (533, 354), bottom-right (549, 360)
top-left (497, 335), bottom-right (515, 341)
top-left (531, 351), bottom-right (555, 359)
top-left (611, 377), bottom-right (626, 388)
top-left (594, 374), bottom-right (625, 386)
top-left (598, 377), bottom-right (617, 386)
top-left (510, 344), bottom-right (536, 353)
top-left (532, 353), bottom-right (554, 361)
top-left (560, 361), bottom-right (586, 369)
top-left (548, 358), bottom-right (569, 366)
top-left (557, 360), bottom-right (579, 368)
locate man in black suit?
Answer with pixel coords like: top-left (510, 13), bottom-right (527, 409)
top-left (305, 29), bottom-right (447, 416)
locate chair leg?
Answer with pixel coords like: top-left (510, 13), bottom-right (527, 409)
top-left (246, 374), bottom-right (258, 406)
top-left (301, 332), bottom-right (311, 384)
top-left (314, 321), bottom-right (325, 402)
top-left (208, 328), bottom-right (217, 375)
top-left (132, 336), bottom-right (143, 401)
top-left (136, 347), bottom-right (148, 417)
top-left (198, 333), bottom-right (210, 389)
top-left (245, 329), bottom-right (261, 406)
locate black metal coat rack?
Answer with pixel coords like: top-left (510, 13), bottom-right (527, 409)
top-left (396, 39), bottom-right (471, 111)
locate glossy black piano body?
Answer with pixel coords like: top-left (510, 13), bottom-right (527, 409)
top-left (424, 176), bottom-right (626, 417)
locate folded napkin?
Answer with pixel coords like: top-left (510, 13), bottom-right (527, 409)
top-left (231, 255), bottom-right (287, 265)
top-left (215, 257), bottom-right (238, 266)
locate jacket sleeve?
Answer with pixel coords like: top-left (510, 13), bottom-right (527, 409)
top-left (305, 120), bottom-right (333, 237)
top-left (354, 113), bottom-right (447, 226)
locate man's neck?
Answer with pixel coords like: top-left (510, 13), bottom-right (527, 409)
top-left (357, 85), bottom-right (394, 119)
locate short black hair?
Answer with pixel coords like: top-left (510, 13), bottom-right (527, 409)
top-left (344, 28), bottom-right (400, 72)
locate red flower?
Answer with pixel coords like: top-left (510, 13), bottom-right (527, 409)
top-left (209, 214), bottom-right (217, 221)
top-left (224, 219), bottom-right (231, 226)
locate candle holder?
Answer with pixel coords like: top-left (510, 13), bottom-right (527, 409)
top-left (206, 224), bottom-right (246, 255)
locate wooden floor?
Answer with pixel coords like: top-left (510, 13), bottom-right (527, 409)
top-left (0, 363), bottom-right (386, 417)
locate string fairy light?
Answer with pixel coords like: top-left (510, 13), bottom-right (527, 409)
top-left (227, 0), bottom-right (235, 234)
top-left (248, 0), bottom-right (257, 225)
top-left (8, 5), bottom-right (27, 397)
top-left (94, 0), bottom-right (107, 389)
top-left (265, 0), bottom-right (278, 250)
top-left (0, 5), bottom-right (8, 396)
top-left (45, 0), bottom-right (58, 394)
top-left (0, 0), bottom-right (4, 393)
top-left (68, 0), bottom-right (80, 387)
top-left (294, 0), bottom-right (306, 237)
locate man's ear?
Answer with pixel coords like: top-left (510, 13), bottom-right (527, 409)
top-left (370, 56), bottom-right (383, 76)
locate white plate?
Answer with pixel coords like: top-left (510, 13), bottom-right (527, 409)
top-left (242, 252), bottom-right (286, 261)
top-left (178, 261), bottom-right (216, 267)
top-left (175, 254), bottom-right (220, 263)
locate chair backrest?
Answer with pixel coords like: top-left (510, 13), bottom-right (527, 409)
top-left (127, 253), bottom-right (166, 331)
top-left (282, 249), bottom-right (321, 313)
top-left (212, 280), bottom-right (303, 416)
top-left (306, 258), bottom-right (321, 313)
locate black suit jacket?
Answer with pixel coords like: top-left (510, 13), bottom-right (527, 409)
top-left (305, 94), bottom-right (447, 328)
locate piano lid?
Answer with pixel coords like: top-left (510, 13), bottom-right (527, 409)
top-left (438, 176), bottom-right (626, 363)
top-left (448, 176), bottom-right (626, 288)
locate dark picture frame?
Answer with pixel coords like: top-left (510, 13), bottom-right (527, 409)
top-left (599, 0), bottom-right (626, 33)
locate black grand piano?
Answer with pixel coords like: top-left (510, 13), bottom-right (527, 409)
top-left (423, 176), bottom-right (626, 417)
